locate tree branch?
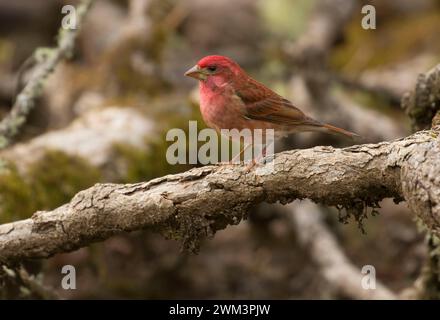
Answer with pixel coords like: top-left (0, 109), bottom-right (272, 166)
top-left (402, 64), bottom-right (440, 132)
top-left (0, 129), bottom-right (438, 264)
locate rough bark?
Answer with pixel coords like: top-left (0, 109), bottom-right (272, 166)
top-left (0, 129), bottom-right (437, 264)
top-left (402, 138), bottom-right (440, 234)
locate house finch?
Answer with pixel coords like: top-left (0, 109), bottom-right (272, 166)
top-left (184, 55), bottom-right (358, 162)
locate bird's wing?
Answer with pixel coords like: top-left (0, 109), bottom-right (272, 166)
top-left (235, 78), bottom-right (320, 126)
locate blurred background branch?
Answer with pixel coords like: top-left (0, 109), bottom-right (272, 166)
top-left (283, 200), bottom-right (396, 299)
top-left (0, 0), bottom-right (93, 149)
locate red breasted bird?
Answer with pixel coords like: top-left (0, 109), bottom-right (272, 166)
top-left (184, 55), bottom-right (358, 160)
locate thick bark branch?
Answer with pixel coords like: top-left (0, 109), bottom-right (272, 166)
top-left (402, 137), bottom-right (440, 235)
top-left (0, 129), bottom-right (437, 264)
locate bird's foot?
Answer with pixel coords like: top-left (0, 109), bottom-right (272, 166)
top-left (244, 159), bottom-right (258, 173)
top-left (262, 154), bottom-right (274, 164)
top-left (243, 155), bottom-right (275, 173)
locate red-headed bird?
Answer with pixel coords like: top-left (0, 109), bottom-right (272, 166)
top-left (184, 55), bottom-right (358, 161)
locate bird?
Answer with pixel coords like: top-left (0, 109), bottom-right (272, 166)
top-left (184, 55), bottom-right (359, 164)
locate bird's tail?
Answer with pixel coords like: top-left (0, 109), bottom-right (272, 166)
top-left (320, 123), bottom-right (361, 140)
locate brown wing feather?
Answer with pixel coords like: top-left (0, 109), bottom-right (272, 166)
top-left (236, 78), bottom-right (319, 126)
top-left (235, 77), bottom-right (360, 139)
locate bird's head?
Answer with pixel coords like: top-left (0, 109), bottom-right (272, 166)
top-left (184, 55), bottom-right (244, 85)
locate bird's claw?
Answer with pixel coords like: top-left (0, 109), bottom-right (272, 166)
top-left (244, 159), bottom-right (258, 173)
top-left (243, 155), bottom-right (274, 173)
top-left (216, 156), bottom-right (272, 172)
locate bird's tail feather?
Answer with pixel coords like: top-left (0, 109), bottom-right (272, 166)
top-left (321, 123), bottom-right (361, 140)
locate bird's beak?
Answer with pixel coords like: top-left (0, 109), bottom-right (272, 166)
top-left (184, 65), bottom-right (206, 80)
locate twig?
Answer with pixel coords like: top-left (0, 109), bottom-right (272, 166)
top-left (0, 264), bottom-right (58, 299)
top-left (17, 266), bottom-right (59, 299)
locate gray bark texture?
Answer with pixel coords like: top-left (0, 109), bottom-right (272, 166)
top-left (0, 129), bottom-right (438, 264)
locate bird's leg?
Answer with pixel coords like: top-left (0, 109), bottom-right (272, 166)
top-left (244, 140), bottom-right (274, 172)
top-left (244, 158), bottom-right (257, 172)
top-left (216, 142), bottom-right (253, 166)
top-left (230, 143), bottom-right (252, 164)
top-left (261, 140), bottom-right (275, 163)
top-left (253, 141), bottom-right (273, 163)
top-left (244, 144), bottom-right (263, 172)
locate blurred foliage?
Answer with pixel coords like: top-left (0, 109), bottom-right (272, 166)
top-left (258, 0), bottom-right (315, 39)
top-left (0, 39), bottom-right (14, 66)
top-left (331, 11), bottom-right (440, 73)
top-left (335, 85), bottom-right (407, 122)
top-left (114, 136), bottom-right (189, 183)
top-left (101, 38), bottom-right (171, 96)
top-left (0, 165), bottom-right (35, 223)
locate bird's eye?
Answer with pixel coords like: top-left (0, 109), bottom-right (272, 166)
top-left (206, 65), bottom-right (217, 72)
